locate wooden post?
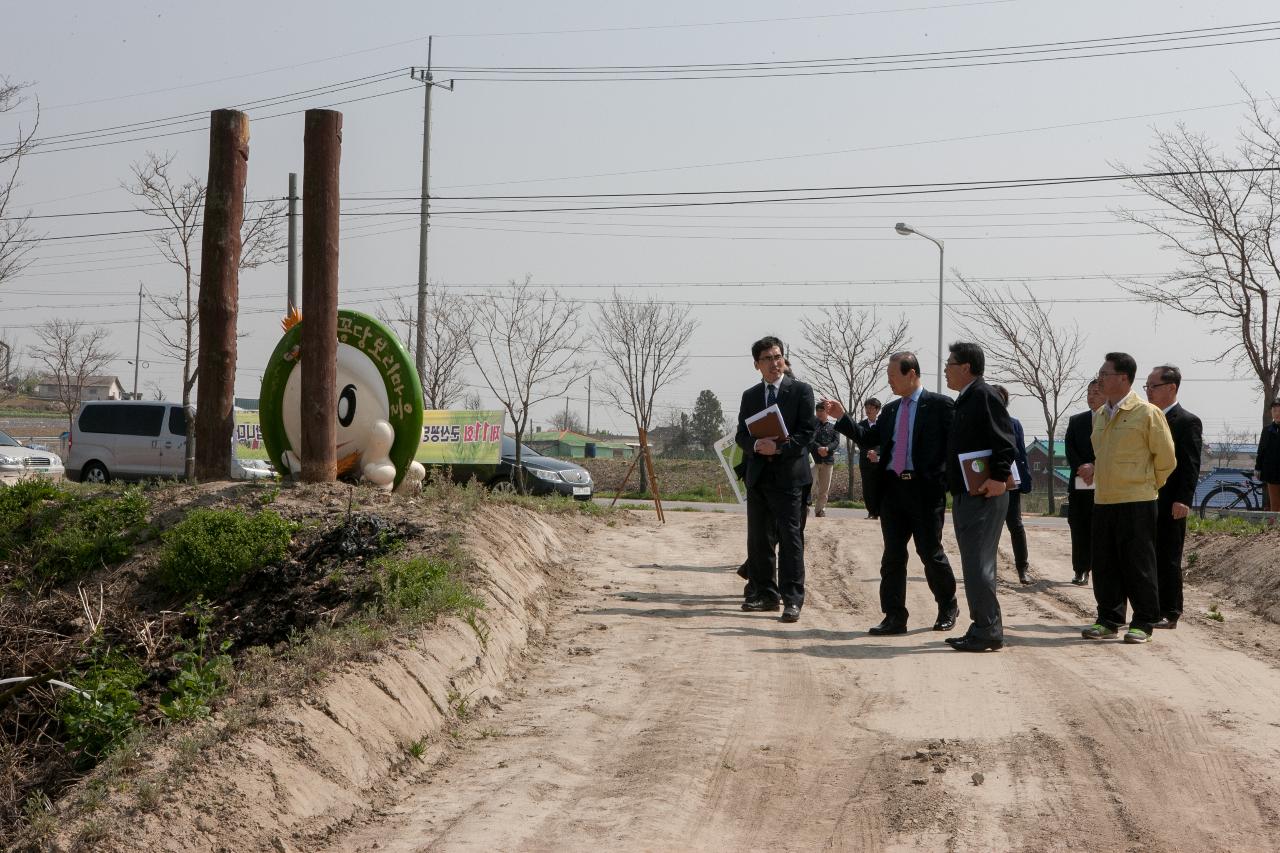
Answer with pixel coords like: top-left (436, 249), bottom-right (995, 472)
top-left (639, 427), bottom-right (665, 523)
top-left (300, 109), bottom-right (342, 482)
top-left (194, 109), bottom-right (249, 481)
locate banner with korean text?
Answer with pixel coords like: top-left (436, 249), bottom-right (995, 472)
top-left (414, 410), bottom-right (506, 465)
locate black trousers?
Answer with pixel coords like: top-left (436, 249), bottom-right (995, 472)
top-left (1067, 489), bottom-right (1094, 574)
top-left (878, 474), bottom-right (956, 623)
top-left (1092, 500), bottom-right (1160, 634)
top-left (1004, 490), bottom-right (1029, 569)
top-left (860, 463), bottom-right (882, 516)
top-left (746, 473), bottom-right (806, 607)
top-left (1155, 501), bottom-right (1187, 619)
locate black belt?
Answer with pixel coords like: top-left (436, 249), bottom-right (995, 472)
top-left (892, 471), bottom-right (914, 480)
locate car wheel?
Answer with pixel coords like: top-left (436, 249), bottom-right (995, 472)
top-left (489, 478), bottom-right (517, 494)
top-left (82, 462), bottom-right (110, 484)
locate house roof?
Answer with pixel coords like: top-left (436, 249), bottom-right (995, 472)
top-left (37, 374), bottom-right (122, 387)
top-left (526, 429), bottom-right (631, 449)
top-left (1028, 439), bottom-right (1067, 457)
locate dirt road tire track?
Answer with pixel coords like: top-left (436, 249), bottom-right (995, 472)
top-left (324, 512), bottom-right (1280, 852)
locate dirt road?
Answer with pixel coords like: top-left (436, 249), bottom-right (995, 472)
top-left (324, 511), bottom-right (1280, 852)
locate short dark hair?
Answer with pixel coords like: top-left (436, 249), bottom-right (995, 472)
top-left (888, 351), bottom-right (921, 377)
top-left (992, 385), bottom-right (1010, 406)
top-left (815, 401), bottom-right (826, 412)
top-left (1271, 398), bottom-right (1280, 408)
top-left (752, 336), bottom-right (785, 360)
top-left (1105, 352), bottom-right (1137, 383)
top-left (1153, 364), bottom-right (1181, 390)
top-left (1087, 378), bottom-right (1101, 390)
top-left (865, 397), bottom-right (882, 409)
top-left (948, 341), bottom-right (985, 376)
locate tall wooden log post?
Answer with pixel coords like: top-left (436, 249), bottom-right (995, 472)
top-left (194, 109), bottom-right (249, 481)
top-left (300, 109), bottom-right (342, 482)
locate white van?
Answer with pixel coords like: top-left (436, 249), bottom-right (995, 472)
top-left (65, 401), bottom-right (274, 483)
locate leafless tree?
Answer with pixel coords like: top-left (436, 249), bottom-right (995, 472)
top-left (28, 320), bottom-right (116, 433)
top-left (376, 290), bottom-right (474, 408)
top-left (549, 408), bottom-right (586, 433)
top-left (0, 332), bottom-right (19, 402)
top-left (463, 277), bottom-right (587, 493)
top-left (0, 78), bottom-right (39, 288)
top-left (462, 390), bottom-right (483, 410)
top-left (1115, 89), bottom-right (1280, 429)
top-left (953, 276), bottom-right (1086, 514)
top-left (596, 292), bottom-right (698, 493)
top-left (125, 151), bottom-right (285, 477)
top-left (794, 305), bottom-right (908, 497)
top-left (1211, 425), bottom-right (1256, 468)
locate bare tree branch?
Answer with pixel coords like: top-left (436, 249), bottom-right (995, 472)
top-left (27, 320), bottom-right (116, 433)
top-left (1113, 88), bottom-right (1280, 429)
top-left (376, 290), bottom-right (475, 409)
top-left (0, 78), bottom-right (40, 288)
top-left (953, 277), bottom-right (1086, 513)
top-left (596, 292), bottom-right (698, 436)
top-left (462, 277), bottom-right (587, 493)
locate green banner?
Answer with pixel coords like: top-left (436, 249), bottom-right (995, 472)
top-left (414, 410), bottom-right (506, 465)
top-left (234, 411), bottom-right (269, 460)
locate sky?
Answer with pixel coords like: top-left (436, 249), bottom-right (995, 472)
top-left (3, 0), bottom-right (1279, 445)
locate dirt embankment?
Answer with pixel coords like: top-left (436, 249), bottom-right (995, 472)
top-left (1186, 527), bottom-right (1280, 624)
top-left (40, 500), bottom-right (594, 852)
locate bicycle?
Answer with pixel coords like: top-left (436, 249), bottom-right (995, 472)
top-left (1197, 475), bottom-right (1266, 518)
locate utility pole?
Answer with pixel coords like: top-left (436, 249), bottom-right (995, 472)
top-left (287, 172), bottom-right (299, 313)
top-left (586, 375), bottom-right (592, 434)
top-left (564, 396), bottom-right (570, 432)
top-left (410, 38), bottom-right (455, 383)
top-left (132, 283), bottom-right (143, 400)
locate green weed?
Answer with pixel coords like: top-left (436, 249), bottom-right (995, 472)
top-left (1189, 515), bottom-right (1269, 535)
top-left (371, 555), bottom-right (482, 621)
top-left (407, 737), bottom-right (429, 760)
top-left (159, 600), bottom-right (234, 722)
top-left (57, 644), bottom-right (146, 768)
top-left (463, 610), bottom-right (490, 650)
top-left (1208, 602), bottom-right (1225, 622)
top-left (154, 508), bottom-right (296, 596)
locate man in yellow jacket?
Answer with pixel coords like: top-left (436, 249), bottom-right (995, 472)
top-left (1076, 352), bottom-right (1175, 645)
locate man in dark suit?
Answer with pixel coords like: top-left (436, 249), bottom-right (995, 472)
top-left (826, 352), bottom-right (960, 635)
top-left (858, 398), bottom-right (883, 519)
top-left (1255, 399), bottom-right (1280, 511)
top-left (1145, 365), bottom-right (1203, 629)
top-left (942, 342), bottom-right (1017, 652)
top-left (1065, 380), bottom-right (1103, 586)
top-left (735, 336), bottom-right (818, 623)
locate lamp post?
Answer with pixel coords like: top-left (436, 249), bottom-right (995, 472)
top-left (894, 222), bottom-right (945, 392)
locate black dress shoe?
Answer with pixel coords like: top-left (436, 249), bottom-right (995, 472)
top-left (1153, 617), bottom-right (1178, 629)
top-left (934, 605), bottom-right (960, 632)
top-left (1017, 566), bottom-right (1031, 585)
top-left (742, 597), bottom-right (781, 612)
top-left (1070, 571), bottom-right (1089, 586)
top-left (946, 635), bottom-right (1004, 652)
top-left (780, 603), bottom-right (801, 623)
top-left (736, 562), bottom-right (750, 580)
top-left (868, 619), bottom-right (908, 635)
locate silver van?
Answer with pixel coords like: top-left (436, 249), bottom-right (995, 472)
top-left (65, 400), bottom-right (191, 483)
top-left (65, 401), bottom-right (275, 483)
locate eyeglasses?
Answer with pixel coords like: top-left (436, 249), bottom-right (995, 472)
top-left (944, 360), bottom-right (960, 368)
top-left (1142, 382), bottom-right (1172, 391)
top-left (1096, 371), bottom-right (1122, 380)
top-left (757, 353), bottom-right (786, 363)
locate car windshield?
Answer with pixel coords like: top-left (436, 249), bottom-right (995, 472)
top-left (0, 429), bottom-right (20, 447)
top-left (500, 435), bottom-right (543, 458)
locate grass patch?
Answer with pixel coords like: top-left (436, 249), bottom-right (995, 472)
top-left (618, 484), bottom-right (735, 503)
top-left (0, 480), bottom-right (150, 586)
top-left (1207, 602), bottom-right (1225, 622)
top-left (57, 643), bottom-right (147, 768)
top-left (158, 601), bottom-right (233, 722)
top-left (372, 554), bottom-right (481, 621)
top-left (154, 508), bottom-right (296, 596)
top-left (1189, 515), bottom-right (1269, 535)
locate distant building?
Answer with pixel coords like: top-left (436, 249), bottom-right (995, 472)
top-left (1202, 441), bottom-right (1256, 472)
top-left (1026, 439), bottom-right (1070, 493)
top-left (525, 429), bottom-right (635, 459)
top-left (32, 374), bottom-right (125, 402)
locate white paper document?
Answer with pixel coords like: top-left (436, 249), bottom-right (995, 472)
top-left (1074, 476), bottom-right (1095, 491)
top-left (745, 403), bottom-right (790, 440)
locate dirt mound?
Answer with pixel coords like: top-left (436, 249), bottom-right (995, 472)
top-left (1186, 528), bottom-right (1280, 623)
top-left (37, 498), bottom-right (587, 852)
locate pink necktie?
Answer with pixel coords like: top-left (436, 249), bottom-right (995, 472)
top-left (892, 397), bottom-right (911, 473)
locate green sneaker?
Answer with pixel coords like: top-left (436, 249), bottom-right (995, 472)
top-left (1123, 628), bottom-right (1151, 644)
top-left (1081, 623), bottom-right (1118, 640)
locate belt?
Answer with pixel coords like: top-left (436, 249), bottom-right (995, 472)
top-left (892, 471), bottom-right (914, 480)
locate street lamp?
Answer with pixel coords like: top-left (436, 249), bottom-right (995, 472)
top-left (894, 222), bottom-right (945, 392)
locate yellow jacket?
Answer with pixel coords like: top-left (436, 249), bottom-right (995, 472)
top-left (1091, 390), bottom-right (1176, 505)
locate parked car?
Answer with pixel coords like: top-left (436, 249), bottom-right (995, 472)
top-left (65, 400), bottom-right (276, 483)
top-left (0, 428), bottom-right (66, 484)
top-left (446, 435), bottom-right (593, 500)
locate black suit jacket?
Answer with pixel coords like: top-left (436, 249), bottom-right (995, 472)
top-left (1257, 422), bottom-right (1280, 483)
top-left (856, 418), bottom-right (880, 467)
top-left (834, 389), bottom-right (954, 483)
top-left (735, 376), bottom-right (818, 488)
top-left (1064, 408), bottom-right (1095, 494)
top-left (945, 378), bottom-right (1017, 497)
top-left (1159, 403), bottom-right (1203, 507)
